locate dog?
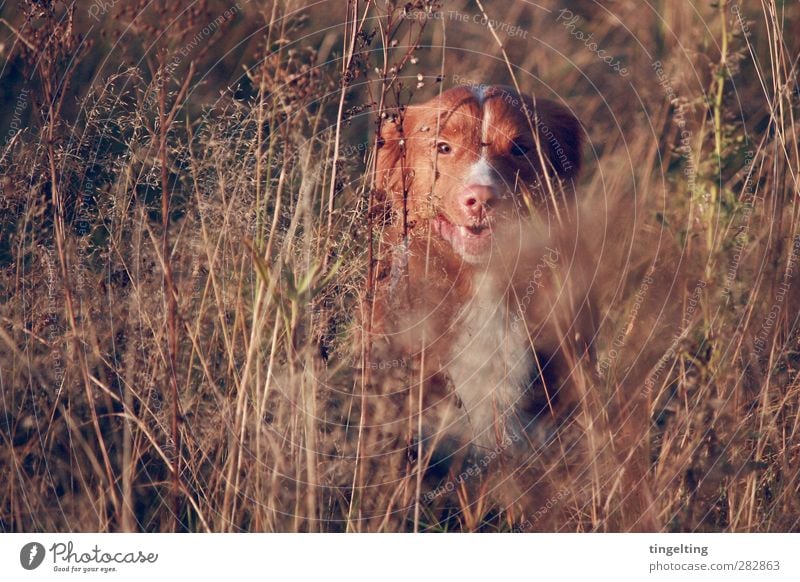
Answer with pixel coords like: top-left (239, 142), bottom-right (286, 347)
top-left (363, 84), bottom-right (597, 460)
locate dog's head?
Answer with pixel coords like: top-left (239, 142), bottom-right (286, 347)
top-left (376, 85), bottom-right (582, 263)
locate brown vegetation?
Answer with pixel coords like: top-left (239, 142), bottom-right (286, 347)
top-left (0, 0), bottom-right (798, 532)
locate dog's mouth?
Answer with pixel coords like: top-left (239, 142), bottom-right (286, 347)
top-left (433, 214), bottom-right (493, 262)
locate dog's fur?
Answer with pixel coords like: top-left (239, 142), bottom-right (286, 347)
top-left (364, 85), bottom-right (596, 455)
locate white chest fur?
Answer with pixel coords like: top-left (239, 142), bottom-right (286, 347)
top-left (445, 273), bottom-right (533, 448)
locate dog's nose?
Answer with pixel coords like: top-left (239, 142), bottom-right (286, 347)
top-left (459, 185), bottom-right (497, 218)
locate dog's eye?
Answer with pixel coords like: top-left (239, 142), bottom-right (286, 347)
top-left (510, 142), bottom-right (529, 156)
top-left (436, 142), bottom-right (452, 155)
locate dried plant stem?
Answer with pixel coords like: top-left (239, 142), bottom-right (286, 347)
top-left (157, 58), bottom-right (195, 531)
top-left (34, 4), bottom-right (121, 522)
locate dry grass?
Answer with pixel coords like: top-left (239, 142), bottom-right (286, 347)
top-left (0, 0), bottom-right (798, 532)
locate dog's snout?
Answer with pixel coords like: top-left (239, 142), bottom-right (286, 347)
top-left (459, 185), bottom-right (497, 218)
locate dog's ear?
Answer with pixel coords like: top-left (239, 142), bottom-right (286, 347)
top-left (375, 115), bottom-right (407, 202)
top-left (527, 98), bottom-right (583, 180)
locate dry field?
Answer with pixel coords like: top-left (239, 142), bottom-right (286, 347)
top-left (0, 0), bottom-right (799, 532)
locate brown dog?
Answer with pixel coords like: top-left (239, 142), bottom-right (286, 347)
top-left (364, 85), bottom-right (596, 455)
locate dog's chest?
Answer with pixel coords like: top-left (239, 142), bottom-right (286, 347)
top-left (446, 275), bottom-right (532, 444)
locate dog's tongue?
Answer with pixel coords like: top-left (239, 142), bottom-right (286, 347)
top-left (434, 215), bottom-right (492, 262)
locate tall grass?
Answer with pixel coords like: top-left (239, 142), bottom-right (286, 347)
top-left (0, 0), bottom-right (798, 532)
